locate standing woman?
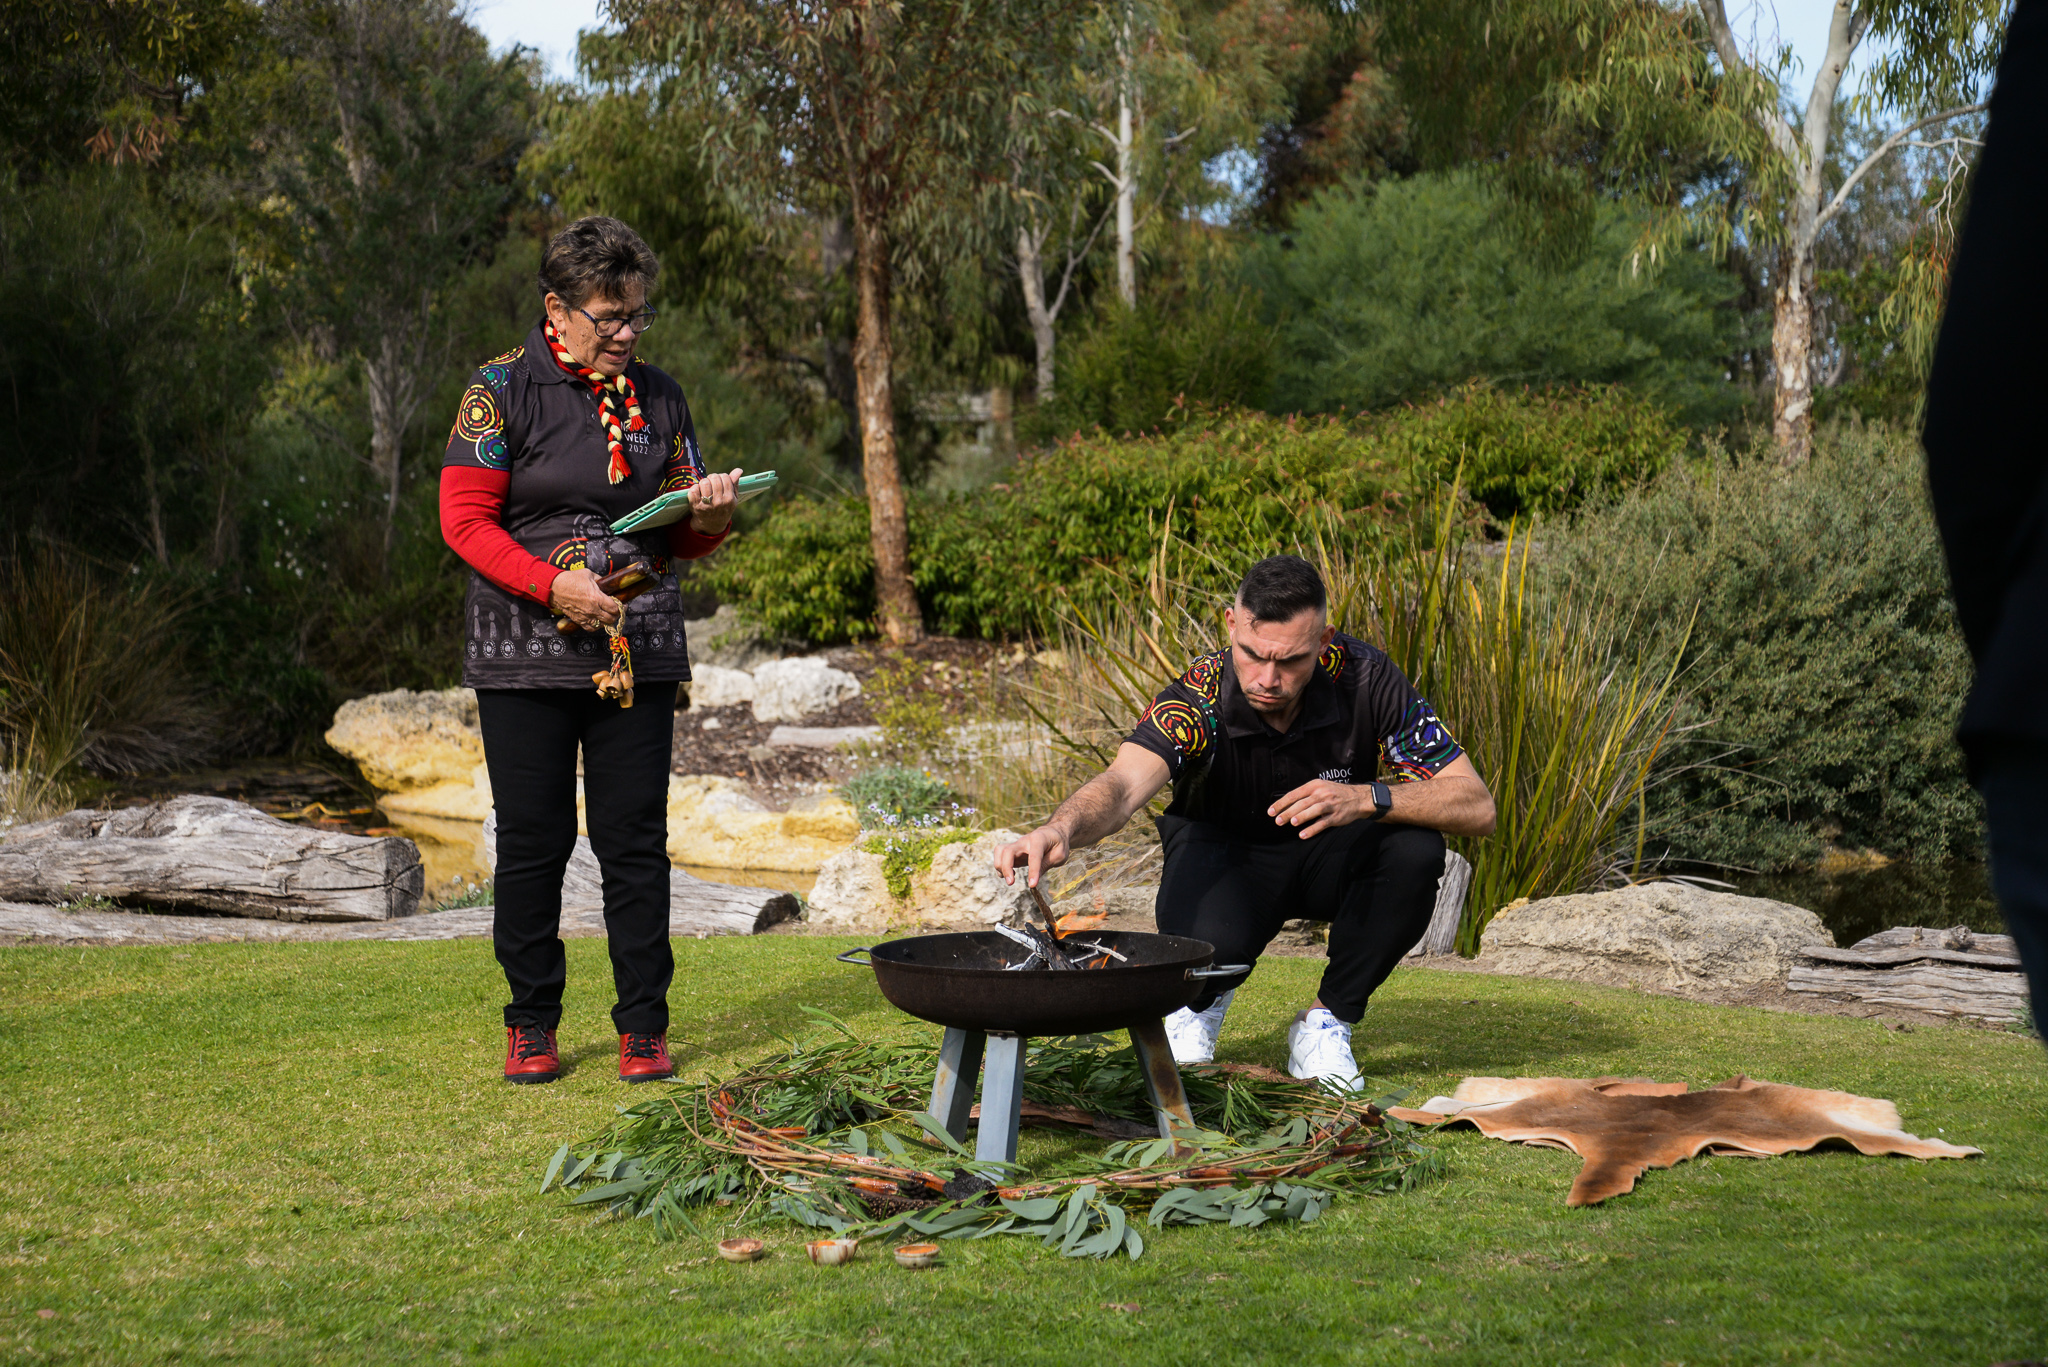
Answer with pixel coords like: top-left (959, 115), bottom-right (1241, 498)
top-left (439, 216), bottom-right (740, 1085)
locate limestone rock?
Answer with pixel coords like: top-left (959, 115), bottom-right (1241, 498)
top-left (766, 725), bottom-right (882, 749)
top-left (662, 776), bottom-right (859, 873)
top-left (750, 656), bottom-right (861, 724)
top-left (685, 665), bottom-right (755, 709)
top-left (378, 761), bottom-right (493, 822)
top-left (806, 828), bottom-right (1033, 931)
top-left (1472, 882), bottom-right (1833, 991)
top-left (806, 844), bottom-right (895, 930)
top-left (325, 688), bottom-right (482, 794)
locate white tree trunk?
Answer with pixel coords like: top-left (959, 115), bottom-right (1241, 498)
top-left (1114, 5), bottom-right (1136, 307)
top-left (1017, 223), bottom-right (1058, 398)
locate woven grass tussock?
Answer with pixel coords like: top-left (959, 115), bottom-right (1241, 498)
top-left (542, 1010), bottom-right (1442, 1260)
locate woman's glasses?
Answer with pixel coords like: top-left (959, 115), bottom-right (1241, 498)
top-left (578, 305), bottom-right (658, 338)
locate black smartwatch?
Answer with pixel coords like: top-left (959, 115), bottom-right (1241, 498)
top-left (1366, 781), bottom-right (1393, 821)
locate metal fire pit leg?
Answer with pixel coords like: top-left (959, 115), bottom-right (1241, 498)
top-left (976, 1033), bottom-right (1027, 1165)
top-left (1128, 1017), bottom-right (1197, 1151)
top-left (928, 1027), bottom-right (986, 1144)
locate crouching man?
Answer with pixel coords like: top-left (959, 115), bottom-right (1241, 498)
top-left (993, 555), bottom-right (1496, 1088)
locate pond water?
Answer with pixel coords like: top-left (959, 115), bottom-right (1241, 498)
top-left (1733, 860), bottom-right (2006, 948)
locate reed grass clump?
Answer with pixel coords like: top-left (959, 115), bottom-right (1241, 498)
top-left (1015, 492), bottom-right (1689, 952)
top-left (0, 544), bottom-right (209, 783)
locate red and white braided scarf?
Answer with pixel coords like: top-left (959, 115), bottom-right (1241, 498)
top-left (543, 316), bottom-right (645, 485)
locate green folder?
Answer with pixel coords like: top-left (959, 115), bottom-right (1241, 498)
top-left (610, 471), bottom-right (778, 534)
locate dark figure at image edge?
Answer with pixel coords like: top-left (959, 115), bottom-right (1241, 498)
top-left (994, 555), bottom-right (1498, 1088)
top-left (1923, 0), bottom-right (2048, 1025)
top-left (437, 215), bottom-right (746, 1084)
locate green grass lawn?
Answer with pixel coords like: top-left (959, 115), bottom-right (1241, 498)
top-left (2, 936), bottom-right (2044, 1366)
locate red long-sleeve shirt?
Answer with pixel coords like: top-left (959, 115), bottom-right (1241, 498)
top-left (439, 466), bottom-right (727, 606)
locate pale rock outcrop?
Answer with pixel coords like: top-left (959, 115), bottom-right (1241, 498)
top-left (685, 665), bottom-right (756, 709)
top-left (378, 760), bottom-right (494, 822)
top-left (807, 828), bottom-right (1034, 931)
top-left (326, 686), bottom-right (864, 870)
top-left (1472, 881), bottom-right (1833, 991)
top-left (600, 777), bottom-right (860, 873)
top-left (750, 656), bottom-right (861, 723)
top-left (325, 688), bottom-right (484, 795)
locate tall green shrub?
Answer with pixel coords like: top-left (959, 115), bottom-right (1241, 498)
top-left (1028, 289), bottom-right (1275, 442)
top-left (1545, 423), bottom-right (1978, 870)
top-left (706, 409), bottom-right (1424, 641)
top-left (708, 387), bottom-right (1694, 641)
top-left (1378, 383), bottom-right (1688, 521)
top-left (1245, 170), bottom-right (1744, 428)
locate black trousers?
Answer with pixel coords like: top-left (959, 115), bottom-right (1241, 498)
top-left (1154, 816), bottom-right (1445, 1024)
top-left (476, 684), bottom-right (677, 1035)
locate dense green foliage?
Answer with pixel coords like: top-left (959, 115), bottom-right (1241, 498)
top-left (6, 937), bottom-right (2044, 1363)
top-left (1246, 171), bottom-right (1743, 427)
top-left (1378, 382), bottom-right (1690, 521)
top-left (709, 387), bottom-right (1693, 641)
top-left (839, 765), bottom-right (962, 828)
top-left (705, 408), bottom-right (1423, 641)
top-left (1547, 424), bottom-right (1978, 870)
top-left (1028, 288), bottom-right (1276, 441)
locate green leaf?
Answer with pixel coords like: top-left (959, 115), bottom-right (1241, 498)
top-left (570, 1174), bottom-right (655, 1205)
top-left (1123, 1226), bottom-right (1145, 1260)
top-left (847, 1128), bottom-right (870, 1157)
top-left (539, 1143), bottom-right (570, 1195)
top-left (561, 1152), bottom-right (596, 1187)
top-left (875, 1129), bottom-right (911, 1162)
top-left (911, 1113), bottom-right (970, 1156)
top-left (1000, 1197), bottom-right (1061, 1222)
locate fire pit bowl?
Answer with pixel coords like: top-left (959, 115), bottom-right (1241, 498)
top-left (836, 930), bottom-right (1239, 1036)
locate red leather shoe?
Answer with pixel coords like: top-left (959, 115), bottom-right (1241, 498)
top-left (618, 1031), bottom-right (674, 1083)
top-left (504, 1025), bottom-right (560, 1084)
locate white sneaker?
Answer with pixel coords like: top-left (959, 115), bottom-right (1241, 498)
top-left (1163, 988), bottom-right (1236, 1065)
top-left (1286, 1008), bottom-right (1364, 1091)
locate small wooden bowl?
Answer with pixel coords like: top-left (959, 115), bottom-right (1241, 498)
top-left (893, 1243), bottom-right (940, 1269)
top-left (716, 1238), bottom-right (764, 1263)
top-left (806, 1238), bottom-right (858, 1266)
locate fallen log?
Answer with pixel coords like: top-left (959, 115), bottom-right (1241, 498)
top-left (0, 796), bottom-right (423, 922)
top-left (1800, 944), bottom-right (2022, 970)
top-left (1850, 925), bottom-right (2016, 957)
top-left (482, 812), bottom-right (797, 935)
top-left (1786, 962), bottom-right (2030, 1021)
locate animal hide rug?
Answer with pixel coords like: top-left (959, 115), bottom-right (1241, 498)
top-left (1385, 1076), bottom-right (1979, 1206)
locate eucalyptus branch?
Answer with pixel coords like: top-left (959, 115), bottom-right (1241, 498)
top-left (1697, 0), bottom-right (1800, 164)
top-left (1816, 101), bottom-right (1988, 228)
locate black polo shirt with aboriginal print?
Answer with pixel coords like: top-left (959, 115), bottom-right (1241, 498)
top-left (1125, 632), bottom-right (1464, 843)
top-left (442, 321), bottom-right (707, 689)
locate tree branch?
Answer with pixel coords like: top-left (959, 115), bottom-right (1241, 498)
top-left (1698, 0), bottom-right (1800, 164)
top-left (1800, 1), bottom-right (1869, 180)
top-left (1816, 101), bottom-right (1987, 228)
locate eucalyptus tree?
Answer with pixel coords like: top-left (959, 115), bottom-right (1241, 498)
top-left (608, 0), bottom-right (1086, 645)
top-left (1008, 0), bottom-right (1311, 398)
top-left (253, 0), bottom-right (535, 564)
top-left (1379, 0), bottom-right (2011, 464)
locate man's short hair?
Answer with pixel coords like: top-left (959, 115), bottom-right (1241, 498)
top-left (1236, 555), bottom-right (1327, 623)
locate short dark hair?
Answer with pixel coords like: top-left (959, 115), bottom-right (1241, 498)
top-left (1236, 555), bottom-right (1327, 623)
top-left (538, 216), bottom-right (660, 310)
